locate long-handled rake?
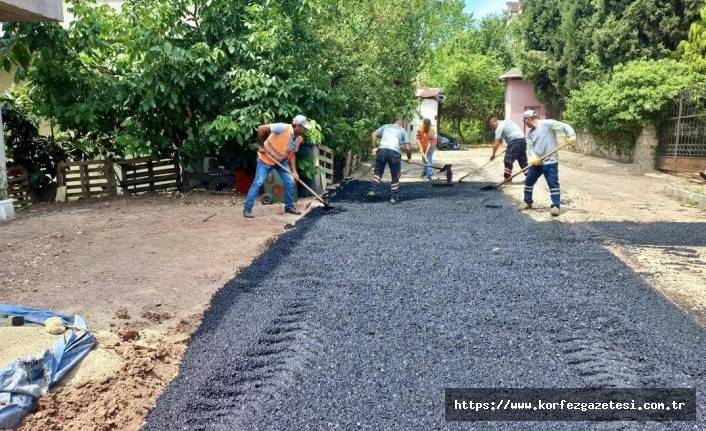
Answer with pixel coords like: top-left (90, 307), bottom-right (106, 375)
top-left (480, 142), bottom-right (570, 191)
top-left (458, 148), bottom-right (506, 183)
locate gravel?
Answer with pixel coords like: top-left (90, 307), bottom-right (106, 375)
top-left (143, 179), bottom-right (706, 430)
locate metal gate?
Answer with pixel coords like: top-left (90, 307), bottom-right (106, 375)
top-left (657, 89), bottom-right (706, 172)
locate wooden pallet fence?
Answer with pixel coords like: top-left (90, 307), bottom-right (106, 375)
top-left (315, 144), bottom-right (334, 188)
top-left (343, 150), bottom-right (361, 178)
top-left (7, 166), bottom-right (32, 206)
top-left (114, 157), bottom-right (180, 194)
top-left (57, 159), bottom-right (117, 199)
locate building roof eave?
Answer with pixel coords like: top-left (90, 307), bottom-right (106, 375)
top-left (0, 0), bottom-right (64, 22)
top-left (499, 68), bottom-right (523, 80)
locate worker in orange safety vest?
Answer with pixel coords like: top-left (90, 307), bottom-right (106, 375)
top-left (416, 118), bottom-right (438, 180)
top-left (243, 115), bottom-right (311, 218)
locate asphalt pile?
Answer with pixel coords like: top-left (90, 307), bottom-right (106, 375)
top-left (144, 179), bottom-right (706, 430)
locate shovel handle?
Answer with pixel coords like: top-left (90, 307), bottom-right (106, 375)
top-left (492, 142), bottom-right (571, 188)
top-left (458, 148), bottom-right (507, 182)
top-left (406, 160), bottom-right (433, 168)
top-left (419, 152), bottom-right (441, 180)
top-left (267, 154), bottom-right (330, 207)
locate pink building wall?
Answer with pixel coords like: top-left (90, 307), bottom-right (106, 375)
top-left (504, 79), bottom-right (546, 133)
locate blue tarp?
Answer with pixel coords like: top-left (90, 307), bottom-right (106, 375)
top-left (0, 304), bottom-right (96, 430)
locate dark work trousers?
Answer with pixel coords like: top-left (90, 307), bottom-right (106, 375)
top-left (524, 163), bottom-right (561, 208)
top-left (504, 138), bottom-right (529, 179)
top-left (370, 148), bottom-right (402, 198)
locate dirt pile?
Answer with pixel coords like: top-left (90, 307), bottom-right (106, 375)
top-left (17, 320), bottom-right (196, 431)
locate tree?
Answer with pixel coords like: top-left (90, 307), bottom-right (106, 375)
top-left (424, 50), bottom-right (504, 142)
top-left (593, 0), bottom-right (700, 69)
top-left (1, 0), bottom-right (459, 172)
top-left (678, 3), bottom-right (706, 72)
top-left (517, 0), bottom-right (701, 109)
top-left (418, 10), bottom-right (519, 143)
top-left (563, 58), bottom-right (706, 157)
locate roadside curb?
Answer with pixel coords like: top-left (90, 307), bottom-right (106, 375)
top-left (663, 184), bottom-right (706, 210)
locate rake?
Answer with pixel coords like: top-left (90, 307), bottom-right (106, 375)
top-left (458, 148), bottom-right (506, 183)
top-left (480, 142), bottom-right (570, 191)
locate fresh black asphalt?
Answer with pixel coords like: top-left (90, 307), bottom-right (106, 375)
top-left (143, 178), bottom-right (706, 430)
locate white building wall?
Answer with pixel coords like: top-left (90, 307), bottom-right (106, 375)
top-left (409, 98), bottom-right (439, 148)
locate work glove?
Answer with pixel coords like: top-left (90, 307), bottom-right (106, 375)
top-left (529, 157), bottom-right (541, 166)
top-left (372, 147), bottom-right (378, 156)
top-left (566, 137), bottom-right (577, 147)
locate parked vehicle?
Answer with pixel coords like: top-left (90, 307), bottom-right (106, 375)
top-left (437, 132), bottom-right (462, 150)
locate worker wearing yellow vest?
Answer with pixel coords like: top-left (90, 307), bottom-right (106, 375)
top-left (243, 115), bottom-right (311, 218)
top-left (416, 118), bottom-right (438, 180)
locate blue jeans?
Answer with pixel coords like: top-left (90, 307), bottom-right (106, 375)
top-left (244, 158), bottom-right (296, 211)
top-left (424, 146), bottom-right (436, 179)
top-left (524, 163), bottom-right (560, 208)
top-left (504, 138), bottom-right (528, 179)
top-left (370, 148), bottom-right (402, 198)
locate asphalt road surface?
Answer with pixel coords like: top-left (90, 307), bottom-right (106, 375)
top-left (143, 179), bottom-right (706, 430)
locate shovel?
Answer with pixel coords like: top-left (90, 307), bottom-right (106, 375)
top-left (405, 160), bottom-right (453, 183)
top-left (458, 148), bottom-right (506, 183)
top-left (420, 151), bottom-right (442, 181)
top-left (480, 142), bottom-right (571, 191)
top-left (266, 153), bottom-right (335, 210)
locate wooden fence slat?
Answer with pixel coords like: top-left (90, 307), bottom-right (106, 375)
top-left (113, 157), bottom-right (152, 166)
top-left (6, 166), bottom-right (33, 206)
top-left (117, 157), bottom-right (180, 194)
top-left (120, 172), bottom-right (179, 187)
top-left (316, 144), bottom-right (335, 187)
top-left (116, 182), bottom-right (178, 194)
top-left (56, 160), bottom-right (116, 199)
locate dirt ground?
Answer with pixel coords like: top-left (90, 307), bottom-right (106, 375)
top-left (1, 146), bottom-right (705, 431)
top-left (1, 189), bottom-right (317, 431)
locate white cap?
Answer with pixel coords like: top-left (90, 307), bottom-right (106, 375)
top-left (522, 109), bottom-right (537, 119)
top-left (292, 115), bottom-right (312, 130)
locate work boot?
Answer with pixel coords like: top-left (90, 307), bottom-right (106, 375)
top-left (419, 172), bottom-right (427, 178)
top-left (243, 209), bottom-right (255, 218)
top-left (518, 202), bottom-right (532, 211)
top-left (390, 196), bottom-right (400, 204)
top-left (550, 206), bottom-right (560, 217)
top-left (285, 206), bottom-right (302, 215)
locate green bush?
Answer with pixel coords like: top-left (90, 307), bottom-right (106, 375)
top-left (564, 59), bottom-right (705, 134)
top-left (564, 59), bottom-right (706, 157)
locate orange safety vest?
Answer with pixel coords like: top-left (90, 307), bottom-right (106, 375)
top-left (417, 126), bottom-right (437, 152)
top-left (258, 124), bottom-right (302, 165)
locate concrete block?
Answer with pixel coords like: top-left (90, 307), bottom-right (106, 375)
top-left (0, 198), bottom-right (15, 221)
